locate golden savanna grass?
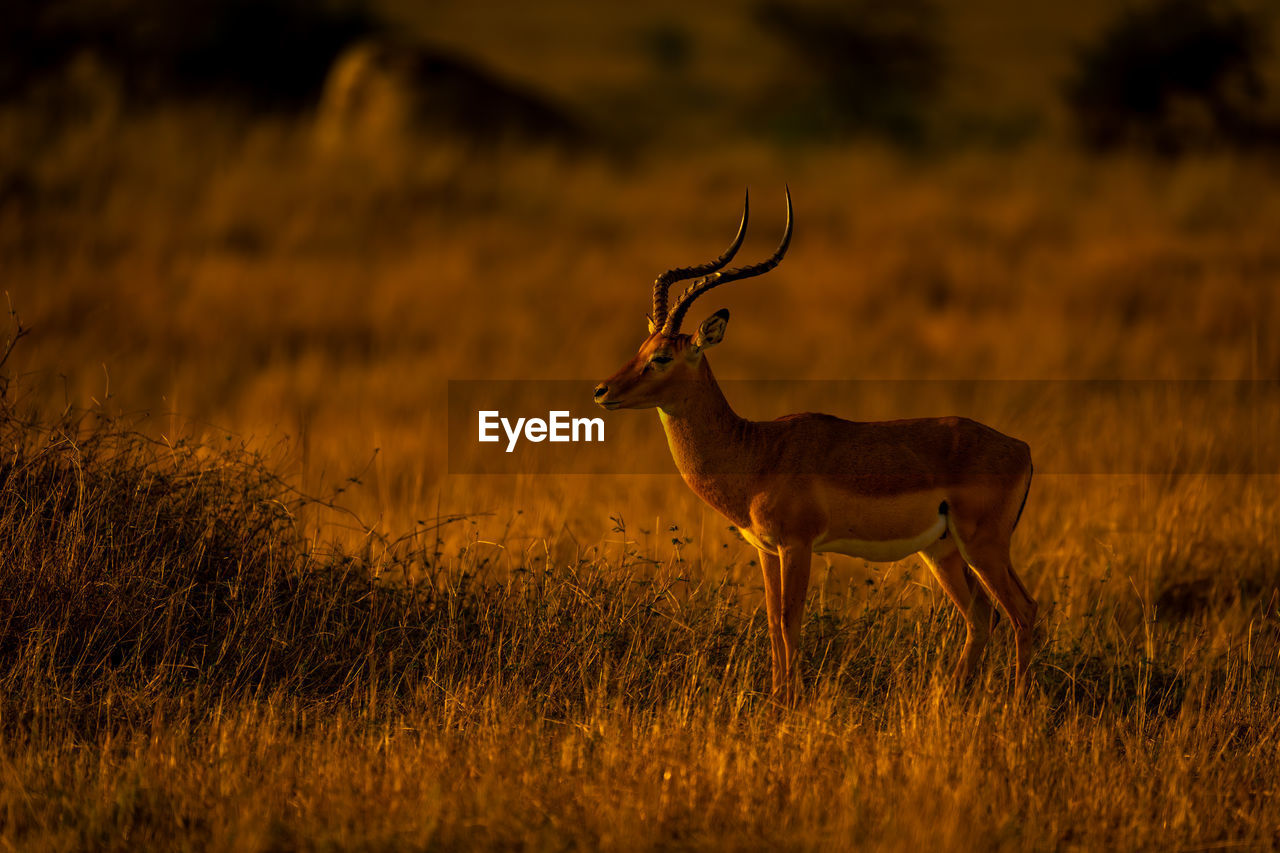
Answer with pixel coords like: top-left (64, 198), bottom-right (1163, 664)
top-left (3, 1), bottom-right (1280, 848)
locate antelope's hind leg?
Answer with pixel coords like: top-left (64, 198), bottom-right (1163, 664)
top-left (956, 537), bottom-right (1038, 690)
top-left (921, 541), bottom-right (994, 690)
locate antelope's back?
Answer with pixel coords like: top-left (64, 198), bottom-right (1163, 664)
top-left (759, 412), bottom-right (1031, 494)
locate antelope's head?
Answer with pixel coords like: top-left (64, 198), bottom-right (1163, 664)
top-left (594, 188), bottom-right (793, 411)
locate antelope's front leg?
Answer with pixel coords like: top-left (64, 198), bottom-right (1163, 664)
top-left (757, 549), bottom-right (785, 700)
top-left (778, 543), bottom-right (813, 706)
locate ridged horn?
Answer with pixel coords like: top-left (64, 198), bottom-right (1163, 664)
top-left (661, 186), bottom-right (792, 336)
top-left (651, 190), bottom-right (749, 330)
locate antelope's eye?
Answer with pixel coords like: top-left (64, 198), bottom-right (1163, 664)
top-left (649, 354), bottom-right (673, 366)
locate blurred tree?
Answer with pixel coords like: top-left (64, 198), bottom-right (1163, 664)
top-left (641, 23), bottom-right (693, 76)
top-left (1064, 0), bottom-right (1276, 154)
top-left (0, 0), bottom-right (378, 111)
top-left (753, 0), bottom-right (945, 146)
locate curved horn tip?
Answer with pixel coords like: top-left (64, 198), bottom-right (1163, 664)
top-left (778, 185), bottom-right (794, 252)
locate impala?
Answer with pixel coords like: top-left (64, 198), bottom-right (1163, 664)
top-left (594, 190), bottom-right (1037, 703)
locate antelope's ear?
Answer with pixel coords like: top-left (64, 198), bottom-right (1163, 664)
top-left (646, 314), bottom-right (657, 334)
top-left (692, 309), bottom-right (729, 351)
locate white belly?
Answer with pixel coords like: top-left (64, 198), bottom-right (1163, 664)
top-left (813, 512), bottom-right (947, 562)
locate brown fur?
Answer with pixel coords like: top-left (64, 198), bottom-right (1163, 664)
top-left (597, 316), bottom-right (1038, 704)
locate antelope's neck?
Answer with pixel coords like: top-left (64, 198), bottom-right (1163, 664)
top-left (656, 360), bottom-right (756, 483)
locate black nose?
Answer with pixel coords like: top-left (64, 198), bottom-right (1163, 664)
top-left (593, 383), bottom-right (608, 399)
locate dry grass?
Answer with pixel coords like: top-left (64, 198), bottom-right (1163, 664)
top-left (2, 5), bottom-right (1280, 844)
top-left (0, 404), bottom-right (1276, 850)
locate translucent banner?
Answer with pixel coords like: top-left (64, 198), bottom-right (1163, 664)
top-left (447, 379), bottom-right (1279, 475)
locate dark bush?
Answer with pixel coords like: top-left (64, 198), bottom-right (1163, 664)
top-left (315, 40), bottom-right (594, 154)
top-left (0, 396), bottom-right (770, 722)
top-left (0, 0), bottom-right (379, 111)
top-left (1064, 0), bottom-right (1276, 153)
top-left (753, 0), bottom-right (945, 146)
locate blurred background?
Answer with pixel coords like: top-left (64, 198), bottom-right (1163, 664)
top-left (3, 0), bottom-right (1279, 568)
